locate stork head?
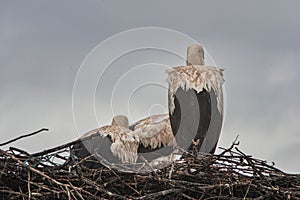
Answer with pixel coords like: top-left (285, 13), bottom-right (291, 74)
top-left (111, 115), bottom-right (129, 128)
top-left (186, 44), bottom-right (204, 66)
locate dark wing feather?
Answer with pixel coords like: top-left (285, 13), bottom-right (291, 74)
top-left (169, 87), bottom-right (212, 152)
top-left (71, 130), bottom-right (118, 168)
top-left (200, 89), bottom-right (223, 153)
top-left (71, 126), bottom-right (139, 168)
top-left (167, 65), bottom-right (224, 154)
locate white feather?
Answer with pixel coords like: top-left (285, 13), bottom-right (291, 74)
top-left (167, 65), bottom-right (224, 115)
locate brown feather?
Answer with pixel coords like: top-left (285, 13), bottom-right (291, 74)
top-left (167, 65), bottom-right (224, 115)
top-left (80, 126), bottom-right (139, 164)
top-left (130, 114), bottom-right (175, 149)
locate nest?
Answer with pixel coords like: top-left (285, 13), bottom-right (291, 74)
top-left (0, 129), bottom-right (299, 199)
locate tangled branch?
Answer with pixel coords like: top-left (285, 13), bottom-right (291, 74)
top-left (0, 130), bottom-right (299, 199)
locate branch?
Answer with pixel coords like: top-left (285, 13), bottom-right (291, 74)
top-left (30, 139), bottom-right (81, 158)
top-left (30, 131), bottom-right (105, 158)
top-left (218, 135), bottom-right (239, 156)
top-left (0, 128), bottom-right (49, 147)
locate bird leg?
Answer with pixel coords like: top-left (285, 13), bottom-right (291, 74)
top-left (191, 139), bottom-right (200, 156)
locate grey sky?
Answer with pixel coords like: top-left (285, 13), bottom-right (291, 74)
top-left (1, 1), bottom-right (299, 173)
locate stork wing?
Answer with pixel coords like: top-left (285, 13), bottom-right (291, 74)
top-left (130, 114), bottom-right (175, 149)
top-left (98, 126), bottom-right (139, 163)
top-left (76, 126), bottom-right (139, 164)
top-left (167, 65), bottom-right (224, 153)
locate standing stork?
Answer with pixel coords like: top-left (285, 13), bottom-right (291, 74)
top-left (167, 44), bottom-right (224, 154)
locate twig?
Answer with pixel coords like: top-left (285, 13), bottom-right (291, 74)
top-left (30, 139), bottom-right (82, 158)
top-left (1, 135), bottom-right (299, 199)
top-left (243, 180), bottom-right (252, 199)
top-left (0, 128), bottom-right (49, 146)
top-left (218, 135), bottom-right (239, 156)
top-left (30, 133), bottom-right (102, 158)
top-left (28, 170), bottom-right (31, 200)
top-left (9, 147), bottom-right (30, 156)
top-left (135, 188), bottom-right (181, 199)
top-left (1, 150), bottom-right (82, 192)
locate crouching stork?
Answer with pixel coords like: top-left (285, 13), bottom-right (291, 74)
top-left (167, 44), bottom-right (225, 154)
top-left (71, 114), bottom-right (175, 168)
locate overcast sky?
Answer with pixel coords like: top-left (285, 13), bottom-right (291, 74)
top-left (1, 1), bottom-right (299, 173)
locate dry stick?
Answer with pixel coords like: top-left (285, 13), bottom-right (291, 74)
top-left (110, 168), bottom-right (142, 196)
top-left (180, 193), bottom-right (195, 200)
top-left (81, 176), bottom-right (127, 199)
top-left (218, 135), bottom-right (239, 157)
top-left (9, 147), bottom-right (30, 156)
top-left (235, 147), bottom-right (264, 178)
top-left (135, 188), bottom-right (181, 199)
top-left (65, 186), bottom-right (71, 200)
top-left (2, 135), bottom-right (298, 199)
top-left (30, 133), bottom-right (100, 158)
top-left (243, 180), bottom-right (252, 199)
top-left (30, 139), bottom-right (82, 158)
top-left (28, 170), bottom-right (31, 200)
top-left (67, 181), bottom-right (85, 200)
top-left (0, 128), bottom-right (49, 146)
top-left (0, 189), bottom-right (29, 198)
top-left (1, 150), bottom-right (87, 197)
top-left (257, 158), bottom-right (285, 174)
top-left (26, 180), bottom-right (60, 195)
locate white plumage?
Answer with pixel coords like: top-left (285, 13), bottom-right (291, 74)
top-left (130, 114), bottom-right (175, 149)
top-left (74, 43), bottom-right (225, 167)
top-left (167, 43), bottom-right (225, 154)
top-left (167, 65), bottom-right (224, 115)
top-left (75, 114), bottom-right (174, 164)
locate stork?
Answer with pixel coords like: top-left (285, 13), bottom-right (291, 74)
top-left (71, 114), bottom-right (175, 168)
top-left (167, 44), bottom-right (224, 154)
